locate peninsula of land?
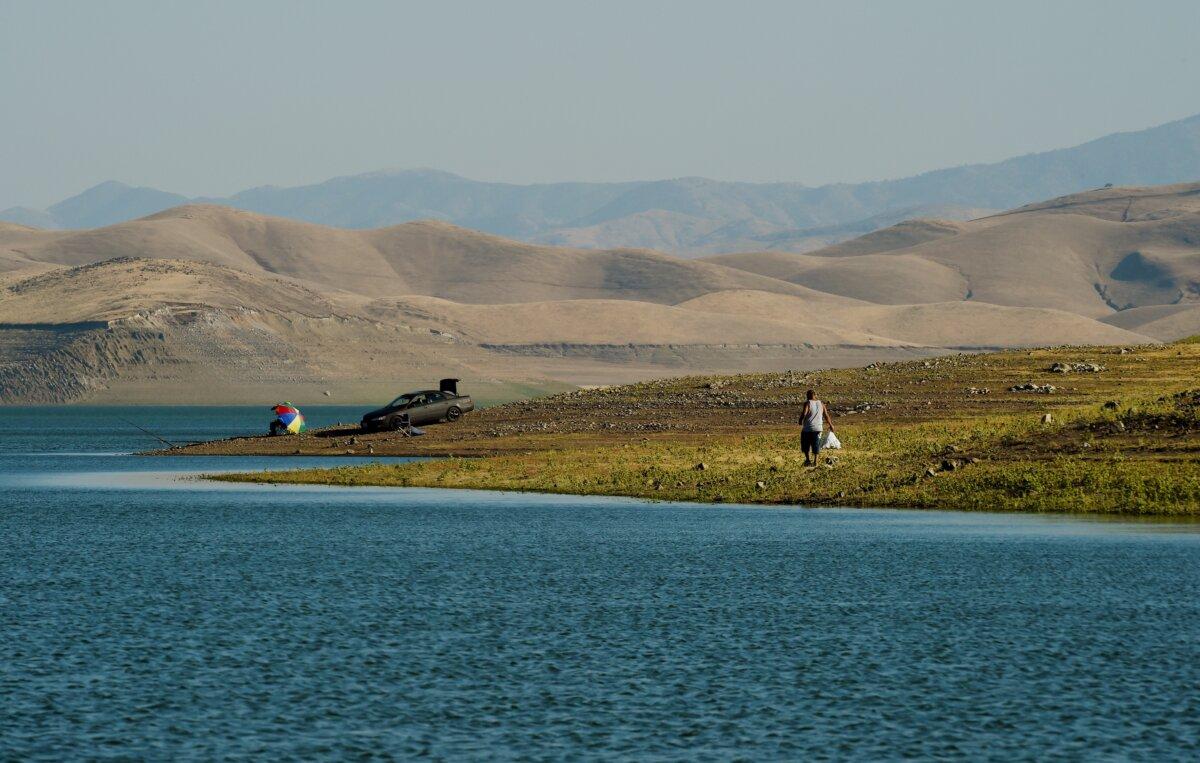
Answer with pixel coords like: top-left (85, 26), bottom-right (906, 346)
top-left (192, 339), bottom-right (1200, 515)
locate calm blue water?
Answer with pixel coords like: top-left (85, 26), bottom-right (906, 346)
top-left (1, 407), bottom-right (1199, 759)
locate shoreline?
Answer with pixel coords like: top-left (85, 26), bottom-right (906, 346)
top-left (187, 339), bottom-right (1200, 516)
top-left (202, 470), bottom-right (1200, 521)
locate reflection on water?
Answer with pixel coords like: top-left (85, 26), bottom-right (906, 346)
top-left (1, 406), bottom-right (1199, 759)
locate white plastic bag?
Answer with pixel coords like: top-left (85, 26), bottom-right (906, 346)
top-left (822, 430), bottom-right (842, 450)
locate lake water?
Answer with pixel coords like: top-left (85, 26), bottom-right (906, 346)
top-left (2, 406), bottom-right (1199, 759)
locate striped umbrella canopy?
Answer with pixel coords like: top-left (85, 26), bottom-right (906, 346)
top-left (271, 402), bottom-right (307, 434)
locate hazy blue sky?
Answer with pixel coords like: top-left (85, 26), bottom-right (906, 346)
top-left (2, 0), bottom-right (1199, 208)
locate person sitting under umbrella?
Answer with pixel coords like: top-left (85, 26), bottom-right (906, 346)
top-left (269, 403), bottom-right (306, 435)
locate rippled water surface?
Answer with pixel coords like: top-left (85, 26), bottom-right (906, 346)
top-left (2, 406), bottom-right (1199, 759)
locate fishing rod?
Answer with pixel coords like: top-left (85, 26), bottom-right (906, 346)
top-left (117, 417), bottom-right (179, 449)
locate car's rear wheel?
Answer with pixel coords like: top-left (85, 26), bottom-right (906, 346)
top-left (389, 416), bottom-right (407, 431)
top-left (445, 406), bottom-right (462, 422)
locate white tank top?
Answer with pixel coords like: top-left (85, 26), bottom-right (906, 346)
top-left (802, 400), bottom-right (824, 432)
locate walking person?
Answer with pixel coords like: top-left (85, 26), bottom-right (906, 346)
top-left (799, 389), bottom-right (834, 466)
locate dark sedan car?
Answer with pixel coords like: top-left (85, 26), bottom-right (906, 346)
top-left (360, 379), bottom-right (474, 431)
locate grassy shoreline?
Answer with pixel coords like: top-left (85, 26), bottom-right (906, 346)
top-left (207, 339), bottom-right (1200, 515)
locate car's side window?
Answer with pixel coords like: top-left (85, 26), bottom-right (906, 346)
top-left (426, 392), bottom-right (444, 402)
top-left (409, 394), bottom-right (426, 407)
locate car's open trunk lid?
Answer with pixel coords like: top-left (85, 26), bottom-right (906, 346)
top-left (439, 378), bottom-right (460, 396)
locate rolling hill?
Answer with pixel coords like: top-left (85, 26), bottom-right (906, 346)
top-left (2, 179), bottom-right (1199, 403)
top-left (705, 183), bottom-right (1200, 325)
top-left (0, 205), bottom-right (820, 303)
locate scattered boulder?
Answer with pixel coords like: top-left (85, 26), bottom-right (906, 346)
top-left (1103, 400), bottom-right (1119, 410)
top-left (755, 481), bottom-right (766, 490)
top-left (694, 462), bottom-right (708, 471)
top-left (1009, 382), bottom-right (1057, 394)
top-left (1041, 413), bottom-right (1053, 424)
top-left (1049, 362), bottom-right (1106, 374)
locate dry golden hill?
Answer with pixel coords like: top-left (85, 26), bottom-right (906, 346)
top-left (363, 295), bottom-right (899, 347)
top-left (0, 257), bottom-right (338, 324)
top-left (704, 182), bottom-right (1200, 320)
top-left (0, 258), bottom-right (923, 404)
top-left (702, 250), bottom-right (967, 305)
top-left (1099, 303), bottom-right (1200, 340)
top-left (0, 258), bottom-right (580, 404)
top-left (2, 183), bottom-right (1198, 403)
top-left (0, 205), bottom-right (816, 305)
top-left (676, 290), bottom-right (1150, 348)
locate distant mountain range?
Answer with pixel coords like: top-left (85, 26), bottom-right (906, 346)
top-left (4, 113), bottom-right (1200, 256)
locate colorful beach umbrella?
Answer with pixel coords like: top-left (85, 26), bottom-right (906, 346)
top-left (272, 402), bottom-right (307, 434)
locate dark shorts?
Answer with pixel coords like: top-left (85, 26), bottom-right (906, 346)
top-left (801, 430), bottom-right (823, 457)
